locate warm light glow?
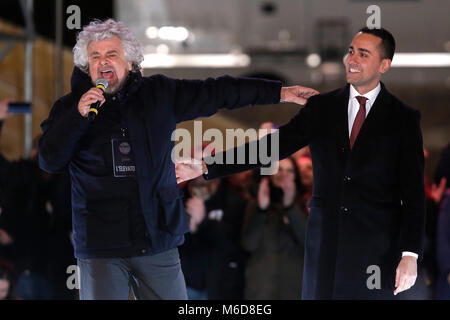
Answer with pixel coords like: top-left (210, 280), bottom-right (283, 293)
top-left (156, 44), bottom-right (170, 55)
top-left (306, 53), bottom-right (321, 68)
top-left (145, 26), bottom-right (190, 42)
top-left (391, 53), bottom-right (450, 67)
top-left (142, 54), bottom-right (251, 68)
top-left (145, 26), bottom-right (158, 39)
top-left (343, 52), bottom-right (450, 68)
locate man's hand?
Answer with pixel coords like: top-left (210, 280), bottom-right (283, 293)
top-left (0, 99), bottom-right (13, 120)
top-left (77, 87), bottom-right (106, 117)
top-left (280, 178), bottom-right (296, 208)
top-left (281, 86), bottom-right (319, 105)
top-left (394, 256), bottom-right (417, 295)
top-left (175, 158), bottom-right (205, 184)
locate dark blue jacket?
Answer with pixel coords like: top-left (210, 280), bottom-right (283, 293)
top-left (38, 67), bottom-right (281, 258)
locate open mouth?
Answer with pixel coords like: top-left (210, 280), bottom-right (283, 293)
top-left (99, 68), bottom-right (115, 79)
top-left (348, 66), bottom-right (361, 74)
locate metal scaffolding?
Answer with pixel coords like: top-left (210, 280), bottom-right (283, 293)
top-left (0, 0), bottom-right (35, 158)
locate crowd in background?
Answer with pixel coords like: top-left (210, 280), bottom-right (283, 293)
top-left (0, 99), bottom-right (75, 300)
top-left (0, 99), bottom-right (448, 300)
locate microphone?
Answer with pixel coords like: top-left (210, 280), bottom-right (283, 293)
top-left (88, 78), bottom-right (109, 121)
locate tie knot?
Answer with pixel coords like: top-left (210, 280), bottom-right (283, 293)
top-left (356, 96), bottom-right (368, 108)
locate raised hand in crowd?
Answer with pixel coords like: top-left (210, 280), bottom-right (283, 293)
top-left (257, 178), bottom-right (270, 210)
top-left (430, 177), bottom-right (447, 204)
top-left (185, 196), bottom-right (206, 233)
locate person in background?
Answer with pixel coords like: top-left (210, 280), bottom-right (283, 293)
top-left (0, 99), bottom-right (17, 266)
top-left (0, 99), bottom-right (74, 300)
top-left (291, 145), bottom-right (311, 162)
top-left (180, 173), bottom-right (248, 300)
top-left (226, 170), bottom-right (255, 202)
top-left (241, 157), bottom-right (307, 299)
top-left (0, 260), bottom-right (18, 300)
top-left (406, 148), bottom-right (447, 299)
top-left (435, 143), bottom-right (450, 300)
top-left (296, 152), bottom-right (313, 214)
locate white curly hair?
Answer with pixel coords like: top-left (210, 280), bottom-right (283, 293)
top-left (73, 19), bottom-right (144, 73)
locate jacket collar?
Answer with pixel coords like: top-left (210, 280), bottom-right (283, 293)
top-left (335, 82), bottom-right (392, 151)
top-left (70, 66), bottom-right (143, 103)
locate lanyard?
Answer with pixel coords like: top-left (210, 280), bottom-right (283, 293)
top-left (120, 119), bottom-right (129, 138)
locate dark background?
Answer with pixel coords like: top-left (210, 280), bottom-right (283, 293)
top-left (0, 0), bottom-right (113, 47)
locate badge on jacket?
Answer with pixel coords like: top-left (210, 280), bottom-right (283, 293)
top-left (111, 138), bottom-right (136, 177)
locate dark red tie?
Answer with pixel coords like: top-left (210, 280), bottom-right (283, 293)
top-left (350, 96), bottom-right (367, 149)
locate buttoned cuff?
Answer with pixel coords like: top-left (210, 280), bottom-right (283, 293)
top-left (402, 251), bottom-right (418, 259)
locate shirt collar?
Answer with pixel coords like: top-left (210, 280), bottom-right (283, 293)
top-left (349, 82), bottom-right (381, 104)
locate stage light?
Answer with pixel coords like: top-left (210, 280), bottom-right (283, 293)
top-left (391, 53), bottom-right (450, 68)
top-left (306, 53), bottom-right (321, 68)
top-left (142, 53), bottom-right (251, 68)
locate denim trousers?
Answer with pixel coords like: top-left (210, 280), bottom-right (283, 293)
top-left (77, 248), bottom-right (187, 300)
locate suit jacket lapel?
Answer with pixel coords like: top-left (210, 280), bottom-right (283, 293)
top-left (351, 82), bottom-right (391, 150)
top-left (334, 84), bottom-right (351, 150)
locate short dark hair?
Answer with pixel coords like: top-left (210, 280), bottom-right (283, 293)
top-left (359, 27), bottom-right (396, 60)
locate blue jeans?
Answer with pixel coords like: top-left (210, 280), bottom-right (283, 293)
top-left (77, 248), bottom-right (187, 300)
top-left (186, 287), bottom-right (208, 300)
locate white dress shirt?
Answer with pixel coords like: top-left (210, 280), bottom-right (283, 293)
top-left (348, 83), bottom-right (381, 136)
top-left (347, 83), bottom-right (418, 260)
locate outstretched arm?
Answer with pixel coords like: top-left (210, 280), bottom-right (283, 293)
top-left (175, 94), bottom-right (319, 183)
top-left (170, 73), bottom-right (318, 123)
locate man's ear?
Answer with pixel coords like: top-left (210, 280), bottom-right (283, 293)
top-left (128, 61), bottom-right (133, 71)
top-left (379, 58), bottom-right (391, 74)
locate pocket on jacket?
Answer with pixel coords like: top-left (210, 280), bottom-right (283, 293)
top-left (157, 185), bottom-right (189, 235)
top-left (86, 199), bottom-right (132, 249)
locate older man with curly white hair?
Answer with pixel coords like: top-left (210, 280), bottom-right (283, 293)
top-left (73, 19), bottom-right (145, 114)
top-left (38, 18), bottom-right (318, 300)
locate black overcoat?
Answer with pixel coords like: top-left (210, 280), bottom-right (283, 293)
top-left (205, 83), bottom-right (426, 299)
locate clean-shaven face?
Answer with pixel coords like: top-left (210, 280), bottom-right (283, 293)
top-left (345, 32), bottom-right (390, 93)
top-left (87, 36), bottom-right (132, 94)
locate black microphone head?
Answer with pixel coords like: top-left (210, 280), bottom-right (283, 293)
top-left (95, 78), bottom-right (109, 92)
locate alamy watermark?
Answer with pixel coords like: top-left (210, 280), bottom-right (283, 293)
top-left (366, 265), bottom-right (381, 290)
top-left (171, 121), bottom-right (280, 175)
top-left (66, 5), bottom-right (81, 30)
top-left (366, 5), bottom-right (381, 29)
top-left (66, 265), bottom-right (80, 290)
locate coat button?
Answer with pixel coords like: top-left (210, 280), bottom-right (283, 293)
top-left (341, 147), bottom-right (346, 153)
top-left (344, 176), bottom-right (351, 182)
top-left (341, 206), bottom-right (348, 213)
top-left (141, 249), bottom-right (147, 254)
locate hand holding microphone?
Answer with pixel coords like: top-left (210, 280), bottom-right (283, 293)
top-left (77, 78), bottom-right (108, 120)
